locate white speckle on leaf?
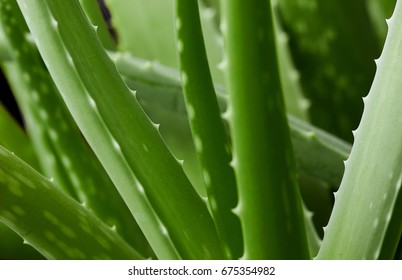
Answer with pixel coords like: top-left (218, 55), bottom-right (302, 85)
top-left (61, 155), bottom-right (72, 168)
top-left (177, 40), bottom-right (184, 53)
top-left (386, 211), bottom-right (392, 222)
top-left (160, 223), bottom-right (168, 236)
top-left (229, 155), bottom-right (237, 170)
top-left (209, 197), bottom-right (217, 211)
top-left (24, 32), bottom-right (34, 44)
top-left (221, 107), bottom-right (232, 121)
top-left (203, 169), bottom-right (211, 186)
top-left (187, 105), bottom-right (195, 119)
top-left (50, 16), bottom-right (58, 29)
top-left (22, 72), bottom-right (30, 82)
top-left (396, 173), bottom-right (402, 191)
top-left (217, 59), bottom-right (227, 71)
top-left (49, 129), bottom-right (58, 141)
top-left (95, 235), bottom-right (111, 250)
top-left (43, 210), bottom-right (60, 226)
top-left (202, 7), bottom-right (216, 21)
top-left (31, 90), bottom-right (40, 102)
top-left (8, 183), bottom-right (23, 197)
top-left (220, 20), bottom-right (227, 35)
top-left (194, 136), bottom-right (203, 152)
top-left (181, 72), bottom-right (188, 85)
top-left (38, 109), bottom-right (49, 121)
top-left (289, 69), bottom-right (300, 81)
top-left (143, 144), bottom-right (149, 152)
top-left (11, 205), bottom-right (25, 216)
top-left (176, 18), bottom-right (181, 30)
top-left (44, 231), bottom-right (56, 241)
top-left (137, 183), bottom-right (145, 195)
top-left (87, 95), bottom-right (97, 109)
top-left (112, 138), bottom-right (121, 152)
top-left (70, 172), bottom-right (80, 188)
top-left (141, 62), bottom-right (152, 71)
top-left (46, 154), bottom-right (56, 168)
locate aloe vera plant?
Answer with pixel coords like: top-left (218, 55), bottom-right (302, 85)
top-left (0, 0), bottom-right (401, 260)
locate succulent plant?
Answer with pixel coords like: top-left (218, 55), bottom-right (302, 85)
top-left (0, 0), bottom-right (400, 260)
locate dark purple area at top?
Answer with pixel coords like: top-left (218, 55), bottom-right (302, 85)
top-left (98, 0), bottom-right (118, 43)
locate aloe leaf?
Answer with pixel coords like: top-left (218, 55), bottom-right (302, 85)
top-left (279, 0), bottom-right (380, 142)
top-left (115, 55), bottom-right (344, 256)
top-left (0, 44), bottom-right (10, 61)
top-left (175, 0), bottom-right (242, 259)
top-left (79, 0), bottom-right (116, 50)
top-left (198, 1), bottom-right (226, 85)
top-left (0, 145), bottom-right (143, 260)
top-left (114, 53), bottom-right (348, 192)
top-left (0, 31), bottom-right (11, 61)
top-left (115, 53), bottom-right (353, 257)
top-left (378, 188), bottom-right (402, 259)
top-left (107, 0), bottom-right (225, 85)
top-left (0, 0), bottom-right (82, 198)
top-left (107, 0), bottom-right (179, 68)
top-left (196, 1), bottom-right (312, 121)
top-left (367, 0), bottom-right (397, 43)
top-left (0, 222), bottom-right (44, 259)
top-left (0, 102), bottom-right (38, 169)
top-left (272, 3), bottom-right (310, 121)
top-left (15, 0), bottom-right (178, 260)
top-left (17, 0), bottom-right (224, 259)
top-left (0, 101), bottom-right (42, 260)
top-left (0, 0), bottom-right (153, 256)
top-left (202, 0), bottom-right (220, 9)
top-left (317, 1), bottom-right (402, 259)
top-left (302, 202), bottom-right (321, 256)
top-left (115, 53), bottom-right (351, 188)
top-left (219, 0), bottom-right (309, 259)
top-left (289, 116), bottom-right (350, 187)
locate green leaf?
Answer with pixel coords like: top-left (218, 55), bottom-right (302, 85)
top-left (0, 102), bottom-right (38, 169)
top-left (107, 0), bottom-right (179, 68)
top-left (107, 0), bottom-right (225, 85)
top-left (279, 0), bottom-right (380, 141)
top-left (367, 0), bottom-right (397, 43)
top-left (175, 0), bottom-right (242, 259)
top-left (114, 53), bottom-right (351, 189)
top-left (272, 4), bottom-right (310, 121)
top-left (219, 0), bottom-right (309, 259)
top-left (0, 0), bottom-right (153, 257)
top-left (0, 145), bottom-right (143, 260)
top-left (79, 0), bottom-right (116, 50)
top-left (317, 1), bottom-right (402, 259)
top-left (0, 19), bottom-right (11, 61)
top-left (17, 0), bottom-right (224, 259)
